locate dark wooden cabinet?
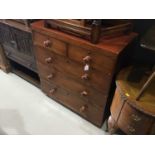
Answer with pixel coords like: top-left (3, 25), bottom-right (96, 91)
top-left (0, 20), bottom-right (37, 73)
top-left (31, 20), bottom-right (137, 127)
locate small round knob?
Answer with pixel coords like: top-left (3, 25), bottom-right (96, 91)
top-left (127, 125), bottom-right (136, 133)
top-left (83, 56), bottom-right (91, 63)
top-left (47, 74), bottom-right (54, 80)
top-left (81, 73), bottom-right (89, 80)
top-left (131, 114), bottom-right (141, 121)
top-left (49, 88), bottom-right (56, 94)
top-left (43, 40), bottom-right (52, 48)
top-left (45, 57), bottom-right (53, 63)
top-left (81, 91), bottom-right (88, 96)
top-left (80, 105), bottom-right (87, 113)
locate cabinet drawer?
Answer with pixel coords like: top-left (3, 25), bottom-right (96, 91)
top-left (118, 103), bottom-right (154, 134)
top-left (33, 32), bottom-right (67, 56)
top-left (68, 45), bottom-right (116, 74)
top-left (38, 63), bottom-right (107, 108)
top-left (41, 79), bottom-right (104, 126)
top-left (34, 46), bottom-right (112, 93)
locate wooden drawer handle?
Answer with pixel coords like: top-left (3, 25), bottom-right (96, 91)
top-left (80, 105), bottom-right (87, 113)
top-left (127, 125), bottom-right (136, 133)
top-left (49, 88), bottom-right (56, 94)
top-left (45, 57), bottom-right (53, 63)
top-left (43, 40), bottom-right (52, 48)
top-left (81, 91), bottom-right (88, 96)
top-left (81, 73), bottom-right (89, 80)
top-left (83, 56), bottom-right (91, 63)
top-left (131, 114), bottom-right (141, 121)
top-left (47, 74), bottom-right (54, 80)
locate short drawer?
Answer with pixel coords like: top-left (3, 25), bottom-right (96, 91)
top-left (68, 45), bottom-right (116, 74)
top-left (37, 63), bottom-right (107, 108)
top-left (118, 103), bottom-right (154, 134)
top-left (33, 32), bottom-right (67, 56)
top-left (34, 46), bottom-right (112, 93)
top-left (41, 79), bottom-right (104, 127)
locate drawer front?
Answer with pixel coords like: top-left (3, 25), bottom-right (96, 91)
top-left (68, 45), bottom-right (116, 74)
top-left (37, 62), bottom-right (107, 108)
top-left (34, 46), bottom-right (112, 93)
top-left (41, 79), bottom-right (104, 126)
top-left (33, 32), bottom-right (67, 56)
top-left (118, 103), bottom-right (154, 134)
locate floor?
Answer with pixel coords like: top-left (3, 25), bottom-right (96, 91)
top-left (0, 70), bottom-right (108, 135)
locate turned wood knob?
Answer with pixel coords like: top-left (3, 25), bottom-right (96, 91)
top-left (127, 125), bottom-right (136, 133)
top-left (47, 74), bottom-right (54, 80)
top-left (49, 88), bottom-right (56, 94)
top-left (83, 56), bottom-right (91, 63)
top-left (131, 114), bottom-right (141, 121)
top-left (43, 40), bottom-right (52, 48)
top-left (81, 91), bottom-right (88, 96)
top-left (81, 74), bottom-right (89, 80)
top-left (45, 57), bottom-right (53, 63)
top-left (80, 105), bottom-right (87, 113)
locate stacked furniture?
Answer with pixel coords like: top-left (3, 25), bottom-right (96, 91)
top-left (31, 20), bottom-right (137, 126)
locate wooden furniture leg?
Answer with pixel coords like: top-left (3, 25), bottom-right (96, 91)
top-left (0, 45), bottom-right (11, 73)
top-left (108, 115), bottom-right (119, 134)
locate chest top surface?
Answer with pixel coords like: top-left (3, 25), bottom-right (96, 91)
top-left (31, 20), bottom-right (137, 57)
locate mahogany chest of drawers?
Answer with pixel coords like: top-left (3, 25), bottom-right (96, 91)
top-left (31, 20), bottom-right (137, 127)
top-left (0, 20), bottom-right (37, 73)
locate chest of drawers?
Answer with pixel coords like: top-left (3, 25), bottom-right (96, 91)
top-left (31, 20), bottom-right (137, 127)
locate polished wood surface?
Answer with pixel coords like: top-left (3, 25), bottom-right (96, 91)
top-left (41, 79), bottom-right (104, 126)
top-left (117, 67), bottom-right (155, 116)
top-left (31, 21), bottom-right (137, 55)
top-left (32, 20), bottom-right (137, 127)
top-left (108, 67), bottom-right (155, 134)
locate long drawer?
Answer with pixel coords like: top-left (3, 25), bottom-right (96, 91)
top-left (33, 32), bottom-right (116, 74)
top-left (34, 45), bottom-right (112, 93)
top-left (41, 79), bottom-right (104, 126)
top-left (68, 45), bottom-right (116, 73)
top-left (38, 62), bottom-right (107, 108)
